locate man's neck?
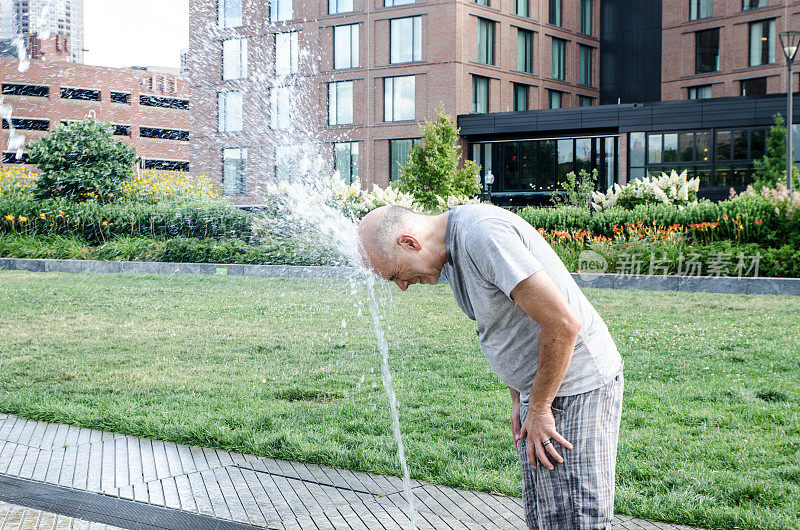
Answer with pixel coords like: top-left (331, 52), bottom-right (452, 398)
top-left (431, 211), bottom-right (450, 269)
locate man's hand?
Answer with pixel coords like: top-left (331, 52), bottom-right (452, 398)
top-left (511, 401), bottom-right (522, 449)
top-left (518, 406), bottom-right (573, 470)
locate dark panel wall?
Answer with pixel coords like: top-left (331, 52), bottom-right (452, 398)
top-left (600, 0), bottom-right (662, 105)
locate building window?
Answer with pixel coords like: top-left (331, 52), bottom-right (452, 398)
top-left (112, 124), bottom-right (132, 136)
top-left (143, 159), bottom-right (190, 171)
top-left (328, 81), bottom-right (354, 125)
top-left (223, 147), bottom-right (247, 195)
top-left (385, 0), bottom-right (414, 5)
top-left (2, 117), bottom-right (49, 131)
top-left (384, 76), bottom-right (415, 121)
top-left (270, 87), bottom-right (291, 129)
top-left (222, 38), bottom-right (247, 80)
top-left (275, 146), bottom-right (298, 181)
top-left (579, 45), bottom-right (592, 85)
top-left (334, 24), bottom-right (359, 69)
top-left (139, 127), bottom-right (189, 141)
top-left (513, 83), bottom-right (528, 111)
top-left (334, 142), bottom-right (359, 185)
top-left (140, 95), bottom-right (190, 110)
top-left (60, 87), bottom-right (100, 101)
top-left (749, 19), bottom-right (775, 66)
top-left (688, 84), bottom-right (712, 99)
top-left (549, 0), bottom-right (562, 26)
top-left (742, 0), bottom-right (767, 10)
top-left (579, 95), bottom-right (593, 106)
top-left (741, 77), bottom-right (767, 95)
top-left (477, 18), bottom-right (495, 65)
top-left (517, 29), bottom-right (533, 73)
top-left (390, 139), bottom-right (420, 181)
top-left (551, 37), bottom-right (565, 80)
top-left (2, 152), bottom-right (29, 164)
top-left (329, 0), bottom-right (353, 14)
top-left (514, 0), bottom-right (528, 17)
top-left (275, 31), bottom-right (299, 76)
top-left (472, 75), bottom-right (489, 113)
top-left (548, 89), bottom-right (562, 109)
top-left (695, 28), bottom-right (719, 73)
top-left (270, 0), bottom-right (292, 22)
top-left (110, 91), bottom-right (130, 104)
top-left (218, 91), bottom-right (242, 132)
top-left (1, 83), bottom-right (48, 97)
top-left (473, 0), bottom-right (489, 5)
top-left (390, 16), bottom-right (421, 64)
top-left (690, 0), bottom-right (712, 20)
top-left (580, 0), bottom-right (592, 34)
top-left (218, 0), bottom-right (242, 28)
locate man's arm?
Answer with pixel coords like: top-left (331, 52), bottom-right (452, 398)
top-left (510, 269), bottom-right (581, 470)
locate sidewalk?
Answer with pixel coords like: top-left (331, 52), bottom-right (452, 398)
top-left (0, 413), bottom-right (697, 530)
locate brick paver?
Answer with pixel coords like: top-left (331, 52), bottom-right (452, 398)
top-left (0, 414), bottom-right (698, 530)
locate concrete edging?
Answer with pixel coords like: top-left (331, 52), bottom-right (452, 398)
top-left (1, 257), bottom-right (798, 296)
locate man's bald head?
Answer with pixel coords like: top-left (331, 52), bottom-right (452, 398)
top-left (358, 205), bottom-right (416, 267)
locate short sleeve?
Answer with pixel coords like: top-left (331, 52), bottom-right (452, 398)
top-left (464, 218), bottom-right (544, 298)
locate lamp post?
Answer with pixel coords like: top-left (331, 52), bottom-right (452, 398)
top-left (485, 169), bottom-right (495, 204)
top-left (779, 30), bottom-right (800, 192)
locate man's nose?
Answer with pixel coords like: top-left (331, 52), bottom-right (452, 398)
top-left (395, 280), bottom-right (409, 291)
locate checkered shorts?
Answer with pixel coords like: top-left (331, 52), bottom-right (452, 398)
top-left (515, 369), bottom-right (624, 529)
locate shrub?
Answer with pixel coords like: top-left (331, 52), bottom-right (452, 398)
top-left (752, 114), bottom-right (800, 191)
top-left (591, 170), bottom-right (700, 211)
top-left (550, 169), bottom-right (598, 208)
top-left (28, 120), bottom-right (139, 203)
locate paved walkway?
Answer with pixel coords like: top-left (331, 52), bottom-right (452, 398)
top-left (0, 413), bottom-right (696, 530)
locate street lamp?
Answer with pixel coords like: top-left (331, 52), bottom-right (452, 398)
top-left (779, 30), bottom-right (800, 191)
top-left (485, 170), bottom-right (495, 204)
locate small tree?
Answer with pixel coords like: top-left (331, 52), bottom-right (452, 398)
top-left (753, 114), bottom-right (800, 191)
top-left (397, 106), bottom-right (480, 208)
top-left (29, 120), bottom-right (139, 202)
top-left (550, 168), bottom-right (598, 209)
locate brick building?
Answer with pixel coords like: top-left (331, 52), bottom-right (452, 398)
top-left (0, 34), bottom-right (191, 172)
top-left (189, 0), bottom-right (600, 205)
top-left (1, 0), bottom-right (84, 64)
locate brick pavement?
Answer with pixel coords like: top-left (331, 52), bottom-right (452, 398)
top-left (0, 413), bottom-right (698, 530)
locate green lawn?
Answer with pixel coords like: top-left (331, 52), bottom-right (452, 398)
top-left (0, 271), bottom-right (798, 529)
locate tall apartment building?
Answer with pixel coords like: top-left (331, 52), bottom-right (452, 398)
top-left (0, 0), bottom-right (84, 63)
top-left (189, 0), bottom-right (600, 205)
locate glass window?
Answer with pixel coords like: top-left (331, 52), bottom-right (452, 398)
top-left (328, 81), bottom-right (353, 125)
top-left (552, 38), bottom-right (565, 80)
top-left (520, 141), bottom-right (536, 190)
top-left (742, 0), bottom-right (767, 10)
top-left (733, 130), bottom-right (748, 159)
top-left (390, 16), bottom-right (422, 64)
top-left (539, 140), bottom-right (557, 189)
top-left (329, 0), bottom-right (353, 14)
top-left (750, 128), bottom-right (766, 159)
top-left (275, 32), bottom-right (298, 76)
top-left (385, 0), bottom-right (414, 5)
top-left (603, 137), bottom-right (616, 189)
top-left (334, 142), bottom-right (359, 184)
top-left (688, 85), bottom-right (712, 99)
top-left (663, 133), bottom-right (678, 162)
top-left (716, 130), bottom-right (731, 160)
top-left (548, 89), bottom-right (562, 109)
top-left (689, 0), bottom-right (712, 20)
top-left (217, 91), bottom-right (242, 132)
top-left (696, 131), bottom-right (711, 162)
top-left (474, 0), bottom-right (489, 5)
top-left (477, 18), bottom-right (495, 65)
top-left (630, 132), bottom-right (645, 166)
top-left (648, 133), bottom-right (662, 164)
top-left (384, 76), bottom-right (415, 121)
top-left (218, 0), bottom-right (242, 28)
top-left (390, 139), bottom-right (419, 181)
top-left (580, 0), bottom-right (592, 34)
top-left (270, 86), bottom-right (291, 130)
top-left (579, 95), bottom-right (593, 106)
top-left (741, 77), bottom-right (767, 95)
top-left (549, 0), bottom-right (562, 26)
top-left (334, 24), bottom-right (359, 69)
top-left (222, 38), bottom-right (247, 80)
top-left (575, 138), bottom-right (592, 175)
top-left (695, 28), bottom-right (719, 73)
top-left (472, 75), bottom-right (489, 113)
top-left (557, 139), bottom-right (573, 182)
top-left (679, 132), bottom-right (694, 161)
top-left (513, 83), bottom-right (528, 111)
top-left (503, 142), bottom-right (520, 191)
top-left (275, 145), bottom-right (298, 182)
top-left (515, 0), bottom-right (529, 17)
top-left (579, 45), bottom-right (592, 85)
top-left (270, 0), bottom-right (292, 22)
top-left (517, 29), bottom-right (533, 73)
top-left (222, 147), bottom-right (247, 195)
top-left (749, 20), bottom-right (775, 66)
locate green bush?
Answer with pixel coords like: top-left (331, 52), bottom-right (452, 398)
top-left (752, 114), bottom-right (800, 191)
top-left (29, 120), bottom-right (139, 203)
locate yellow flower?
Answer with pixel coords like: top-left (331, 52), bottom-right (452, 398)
top-left (18, 215), bottom-right (27, 222)
top-left (58, 210), bottom-right (64, 216)
top-left (102, 221), bottom-right (108, 226)
top-left (4, 215), bottom-right (14, 221)
top-left (39, 213), bottom-right (46, 219)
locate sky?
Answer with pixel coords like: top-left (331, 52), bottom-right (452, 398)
top-left (83, 0), bottom-right (189, 69)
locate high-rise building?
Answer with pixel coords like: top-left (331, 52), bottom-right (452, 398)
top-left (189, 0), bottom-right (600, 205)
top-left (0, 0), bottom-right (84, 63)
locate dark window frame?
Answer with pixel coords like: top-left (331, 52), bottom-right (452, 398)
top-left (695, 28), bottom-right (720, 74)
top-left (1, 83), bottom-right (49, 97)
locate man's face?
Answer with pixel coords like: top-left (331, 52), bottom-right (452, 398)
top-left (363, 241), bottom-right (441, 291)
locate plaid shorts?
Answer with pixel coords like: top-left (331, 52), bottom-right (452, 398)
top-left (515, 368), bottom-right (624, 529)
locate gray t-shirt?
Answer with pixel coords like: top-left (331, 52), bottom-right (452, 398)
top-left (440, 204), bottom-right (622, 400)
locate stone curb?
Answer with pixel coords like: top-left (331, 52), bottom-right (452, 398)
top-left (1, 257), bottom-right (798, 296)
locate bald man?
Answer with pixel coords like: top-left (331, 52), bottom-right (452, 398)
top-left (359, 203), bottom-right (624, 530)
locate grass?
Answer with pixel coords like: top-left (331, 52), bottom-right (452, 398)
top-left (0, 271), bottom-right (798, 529)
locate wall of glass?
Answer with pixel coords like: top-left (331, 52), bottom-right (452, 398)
top-left (469, 136), bottom-right (618, 196)
top-left (628, 128), bottom-right (768, 192)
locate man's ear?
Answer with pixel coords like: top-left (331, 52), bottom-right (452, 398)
top-left (398, 234), bottom-right (421, 250)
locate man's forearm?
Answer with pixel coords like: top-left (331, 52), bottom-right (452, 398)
top-left (510, 387), bottom-right (520, 405)
top-left (528, 324), bottom-right (578, 413)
